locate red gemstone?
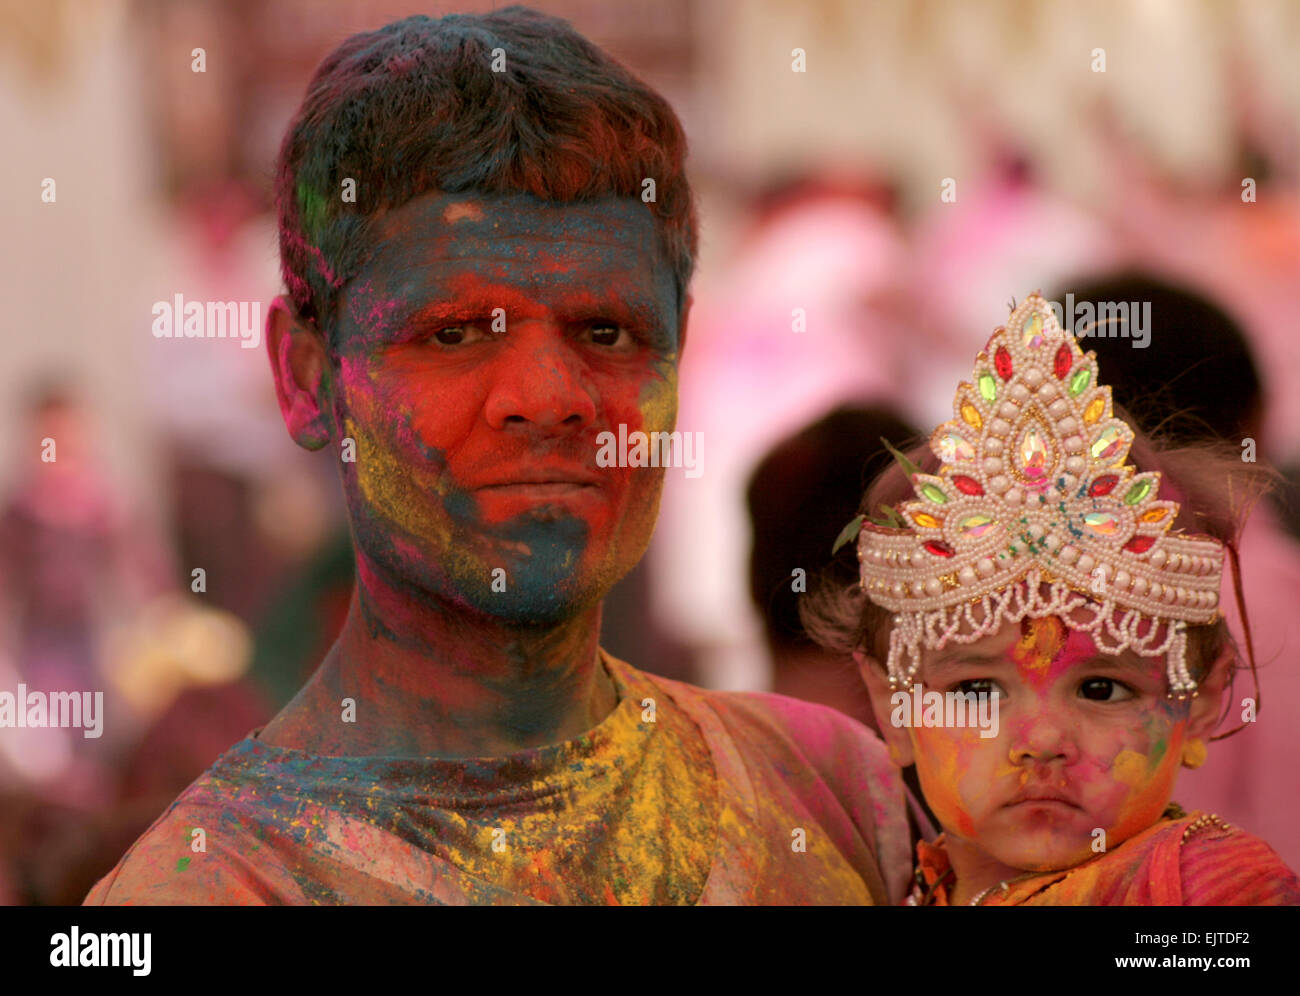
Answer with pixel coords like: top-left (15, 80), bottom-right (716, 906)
top-left (995, 346), bottom-right (1013, 381)
top-left (1054, 343), bottom-right (1072, 379)
top-left (953, 475), bottom-right (985, 496)
top-left (1089, 475), bottom-right (1118, 497)
top-left (1124, 535), bottom-right (1156, 554)
top-left (923, 540), bottom-right (955, 558)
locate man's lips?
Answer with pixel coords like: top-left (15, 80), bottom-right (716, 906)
top-left (471, 467), bottom-right (603, 495)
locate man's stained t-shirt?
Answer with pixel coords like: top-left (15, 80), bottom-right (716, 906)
top-left (85, 651), bottom-right (910, 905)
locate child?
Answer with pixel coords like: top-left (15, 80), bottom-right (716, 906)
top-left (804, 292), bottom-right (1300, 905)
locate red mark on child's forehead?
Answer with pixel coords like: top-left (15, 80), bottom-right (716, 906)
top-left (1011, 616), bottom-right (1068, 686)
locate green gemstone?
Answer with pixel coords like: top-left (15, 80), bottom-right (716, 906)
top-left (1068, 368), bottom-right (1091, 397)
top-left (978, 373), bottom-right (997, 402)
top-left (920, 484), bottom-right (948, 504)
top-left (1124, 479), bottom-right (1152, 505)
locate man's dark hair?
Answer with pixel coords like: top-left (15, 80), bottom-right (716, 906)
top-left (275, 6), bottom-right (697, 338)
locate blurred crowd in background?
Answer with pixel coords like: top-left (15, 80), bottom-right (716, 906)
top-left (2, 0), bottom-right (1298, 903)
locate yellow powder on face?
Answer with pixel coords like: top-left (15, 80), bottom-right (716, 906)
top-left (1111, 748), bottom-right (1150, 787)
top-left (346, 411), bottom-right (454, 546)
top-left (912, 728), bottom-right (977, 838)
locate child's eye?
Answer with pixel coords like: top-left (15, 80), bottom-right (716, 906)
top-left (953, 678), bottom-right (1004, 699)
top-left (1078, 678), bottom-right (1135, 702)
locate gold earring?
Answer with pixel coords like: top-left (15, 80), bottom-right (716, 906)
top-left (1181, 738), bottom-right (1207, 770)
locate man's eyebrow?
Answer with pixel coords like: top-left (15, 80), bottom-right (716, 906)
top-left (395, 291), bottom-right (664, 328)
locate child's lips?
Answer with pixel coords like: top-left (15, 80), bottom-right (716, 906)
top-left (1003, 788), bottom-right (1082, 810)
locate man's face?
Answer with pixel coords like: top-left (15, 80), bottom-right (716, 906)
top-left (324, 191), bottom-right (682, 624)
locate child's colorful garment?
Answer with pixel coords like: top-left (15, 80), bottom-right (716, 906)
top-left (86, 651), bottom-right (912, 905)
top-left (907, 807), bottom-right (1300, 905)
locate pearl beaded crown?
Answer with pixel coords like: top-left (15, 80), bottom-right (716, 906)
top-left (857, 293), bottom-right (1223, 698)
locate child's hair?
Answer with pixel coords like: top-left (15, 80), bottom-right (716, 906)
top-left (274, 7), bottom-right (697, 342)
top-left (800, 407), bottom-right (1276, 702)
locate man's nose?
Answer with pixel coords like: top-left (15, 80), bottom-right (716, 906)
top-left (482, 323), bottom-right (597, 433)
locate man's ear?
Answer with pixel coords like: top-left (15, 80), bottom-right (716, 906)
top-left (855, 650), bottom-right (915, 767)
top-left (266, 295), bottom-right (333, 451)
top-left (676, 291), bottom-right (692, 359)
top-left (1186, 645), bottom-right (1233, 741)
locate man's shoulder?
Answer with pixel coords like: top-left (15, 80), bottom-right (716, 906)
top-left (635, 665), bottom-right (892, 775)
top-left (626, 663), bottom-right (912, 903)
top-left (84, 745), bottom-right (290, 906)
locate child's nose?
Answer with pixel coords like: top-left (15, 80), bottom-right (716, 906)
top-left (1009, 716), bottom-right (1079, 766)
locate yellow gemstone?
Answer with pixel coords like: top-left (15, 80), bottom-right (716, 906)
top-left (914, 512), bottom-right (941, 529)
top-left (961, 402), bottom-right (983, 430)
top-left (1083, 396), bottom-right (1105, 425)
top-left (1140, 508), bottom-right (1169, 523)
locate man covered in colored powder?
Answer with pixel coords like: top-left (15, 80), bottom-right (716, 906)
top-left (86, 7), bottom-right (910, 905)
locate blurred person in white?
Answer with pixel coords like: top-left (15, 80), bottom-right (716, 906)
top-left (651, 174), bottom-right (909, 692)
top-left (1052, 273), bottom-right (1300, 871)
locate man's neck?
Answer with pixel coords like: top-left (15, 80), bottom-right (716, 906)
top-left (258, 563), bottom-right (619, 758)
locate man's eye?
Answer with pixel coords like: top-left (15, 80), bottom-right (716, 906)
top-left (434, 326), bottom-right (466, 345)
top-left (432, 326), bottom-right (478, 346)
top-left (1079, 678), bottom-right (1134, 702)
top-left (587, 323), bottom-right (629, 347)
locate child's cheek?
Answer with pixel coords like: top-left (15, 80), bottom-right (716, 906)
top-left (910, 726), bottom-right (985, 838)
top-left (1104, 726), bottom-right (1185, 842)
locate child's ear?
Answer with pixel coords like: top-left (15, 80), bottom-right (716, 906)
top-left (854, 650), bottom-right (915, 767)
top-left (1185, 645), bottom-right (1232, 741)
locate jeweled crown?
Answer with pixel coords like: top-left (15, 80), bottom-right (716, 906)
top-left (857, 293), bottom-right (1223, 697)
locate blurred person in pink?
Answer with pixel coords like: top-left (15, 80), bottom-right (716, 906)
top-left (652, 174), bottom-right (910, 692)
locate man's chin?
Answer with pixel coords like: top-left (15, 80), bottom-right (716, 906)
top-left (445, 571), bottom-right (597, 626)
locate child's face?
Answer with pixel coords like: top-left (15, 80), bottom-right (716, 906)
top-left (907, 617), bottom-right (1192, 873)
